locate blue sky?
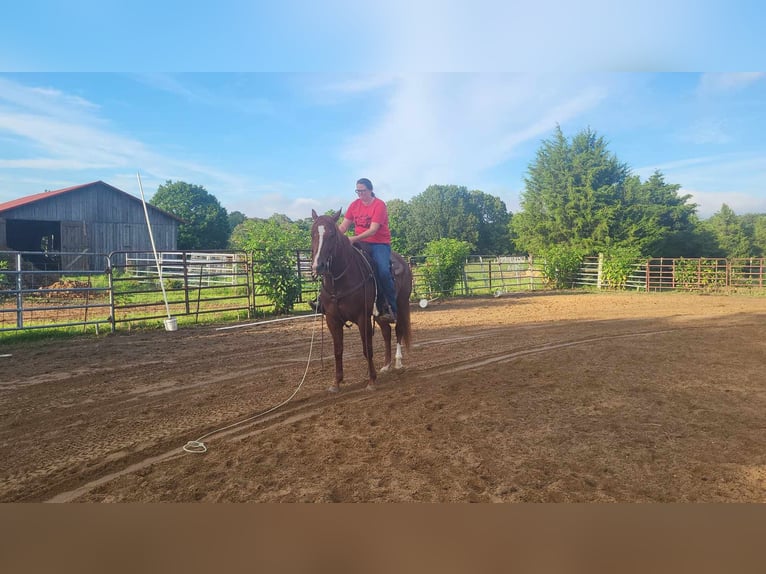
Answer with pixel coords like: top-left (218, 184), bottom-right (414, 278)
top-left (1, 2), bottom-right (764, 221)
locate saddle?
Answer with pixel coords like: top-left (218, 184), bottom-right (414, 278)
top-left (354, 243), bottom-right (406, 277)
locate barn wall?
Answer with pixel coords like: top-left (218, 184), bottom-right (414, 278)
top-left (1, 182), bottom-right (178, 266)
top-left (0, 218), bottom-right (6, 248)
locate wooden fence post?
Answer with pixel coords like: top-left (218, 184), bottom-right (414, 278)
top-left (597, 252), bottom-right (604, 290)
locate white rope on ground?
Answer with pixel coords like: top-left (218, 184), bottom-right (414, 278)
top-left (215, 313), bottom-right (315, 331)
top-left (182, 308), bottom-right (322, 454)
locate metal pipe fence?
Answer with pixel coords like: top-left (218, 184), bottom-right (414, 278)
top-left (2, 249), bottom-right (765, 334)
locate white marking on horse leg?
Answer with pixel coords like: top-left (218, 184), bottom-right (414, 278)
top-left (395, 343), bottom-right (403, 369)
top-left (312, 225), bottom-right (325, 273)
top-left (380, 363), bottom-right (390, 373)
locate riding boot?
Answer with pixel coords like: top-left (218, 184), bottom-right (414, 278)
top-left (377, 299), bottom-right (397, 323)
top-left (309, 297), bottom-right (324, 314)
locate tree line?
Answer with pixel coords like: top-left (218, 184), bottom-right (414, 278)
top-left (149, 125), bottom-right (766, 260)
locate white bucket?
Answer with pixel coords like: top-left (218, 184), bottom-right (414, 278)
top-left (164, 317), bottom-right (178, 331)
top-left (419, 299), bottom-right (429, 308)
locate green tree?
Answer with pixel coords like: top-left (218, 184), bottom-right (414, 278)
top-left (406, 185), bottom-right (480, 254)
top-left (740, 213), bottom-right (766, 257)
top-left (468, 190), bottom-right (512, 254)
top-left (150, 181), bottom-right (230, 250)
top-left (618, 171), bottom-right (700, 256)
top-left (230, 215), bottom-right (310, 313)
top-left (512, 126), bottom-right (705, 257)
top-left (227, 210), bottom-right (247, 233)
top-left (512, 126), bottom-right (630, 254)
top-left (701, 204), bottom-right (752, 258)
top-left (386, 198), bottom-right (412, 255)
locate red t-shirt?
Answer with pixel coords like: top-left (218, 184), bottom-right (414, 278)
top-left (345, 197), bottom-right (391, 244)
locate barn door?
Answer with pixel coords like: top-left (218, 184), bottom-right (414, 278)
top-left (60, 221), bottom-right (89, 270)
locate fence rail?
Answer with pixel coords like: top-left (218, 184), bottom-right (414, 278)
top-left (3, 249), bottom-right (766, 334)
top-left (575, 255), bottom-right (766, 291)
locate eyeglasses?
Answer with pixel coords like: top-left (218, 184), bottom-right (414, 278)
top-left (355, 188), bottom-right (369, 194)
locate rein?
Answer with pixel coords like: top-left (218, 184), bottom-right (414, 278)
top-left (314, 224), bottom-right (374, 303)
top-left (321, 246), bottom-right (373, 301)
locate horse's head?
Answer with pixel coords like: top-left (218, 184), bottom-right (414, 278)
top-left (311, 208), bottom-right (344, 276)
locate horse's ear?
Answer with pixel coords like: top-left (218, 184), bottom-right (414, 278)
top-left (311, 209), bottom-right (318, 221)
top-left (334, 209), bottom-right (343, 222)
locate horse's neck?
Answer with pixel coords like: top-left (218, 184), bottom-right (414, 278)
top-left (328, 237), bottom-right (357, 276)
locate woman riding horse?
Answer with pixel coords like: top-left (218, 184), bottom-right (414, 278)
top-left (311, 209), bottom-right (412, 392)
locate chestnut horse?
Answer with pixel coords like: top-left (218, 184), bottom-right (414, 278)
top-left (310, 209), bottom-right (412, 391)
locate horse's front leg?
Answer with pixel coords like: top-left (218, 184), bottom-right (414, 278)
top-left (358, 319), bottom-right (377, 390)
top-left (327, 319), bottom-right (344, 393)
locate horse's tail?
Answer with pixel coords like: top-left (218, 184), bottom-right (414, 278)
top-left (396, 259), bottom-right (413, 351)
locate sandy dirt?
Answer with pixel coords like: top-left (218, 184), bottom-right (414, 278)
top-left (1, 291), bottom-right (765, 503)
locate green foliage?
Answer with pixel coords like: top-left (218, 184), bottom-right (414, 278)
top-left (601, 246), bottom-right (643, 289)
top-left (673, 258), bottom-right (727, 290)
top-left (230, 215), bottom-right (309, 314)
top-left (227, 210), bottom-right (247, 233)
top-left (468, 190), bottom-right (513, 254)
top-left (382, 187), bottom-right (513, 256)
top-left (700, 204), bottom-right (753, 258)
top-left (386, 198), bottom-right (411, 255)
top-left (539, 245), bottom-right (584, 288)
top-left (752, 215), bottom-right (766, 257)
top-left (512, 127), bottom-right (699, 258)
top-left (0, 256), bottom-right (9, 290)
top-left (150, 180), bottom-right (230, 250)
top-left (420, 238), bottom-right (472, 296)
top-left (618, 172), bottom-right (701, 256)
top-left (513, 126), bottom-right (631, 254)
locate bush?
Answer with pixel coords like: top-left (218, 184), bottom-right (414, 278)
top-left (540, 246), bottom-right (584, 289)
top-left (601, 246), bottom-right (643, 289)
top-left (421, 239), bottom-right (473, 296)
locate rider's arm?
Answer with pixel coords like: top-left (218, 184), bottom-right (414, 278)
top-left (349, 222), bottom-right (380, 244)
top-left (338, 217), bottom-right (352, 234)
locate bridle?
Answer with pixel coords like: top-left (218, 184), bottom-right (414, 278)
top-left (312, 220), bottom-right (375, 303)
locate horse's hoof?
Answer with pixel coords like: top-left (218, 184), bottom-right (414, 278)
top-left (328, 384), bottom-right (340, 393)
top-left (366, 383), bottom-right (377, 391)
top-left (380, 364), bottom-right (391, 373)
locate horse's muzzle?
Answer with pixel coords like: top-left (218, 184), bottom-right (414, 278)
top-left (312, 260), bottom-right (329, 277)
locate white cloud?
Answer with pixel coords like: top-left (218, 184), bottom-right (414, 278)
top-left (636, 152), bottom-right (766, 217)
top-left (686, 189), bottom-right (766, 218)
top-left (678, 118), bottom-right (732, 145)
top-left (337, 75), bottom-right (608, 199)
top-left (0, 76), bottom-right (257, 203)
top-left (698, 73), bottom-right (765, 93)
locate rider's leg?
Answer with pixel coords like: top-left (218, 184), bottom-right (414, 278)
top-left (369, 243), bottom-right (397, 317)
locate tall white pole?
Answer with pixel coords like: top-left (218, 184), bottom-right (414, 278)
top-left (137, 171), bottom-right (172, 318)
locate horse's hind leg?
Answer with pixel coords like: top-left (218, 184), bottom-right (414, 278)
top-left (393, 319), bottom-right (406, 370)
top-left (358, 319), bottom-right (377, 390)
top-left (378, 321), bottom-right (393, 372)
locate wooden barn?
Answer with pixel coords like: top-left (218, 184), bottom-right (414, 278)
top-left (0, 181), bottom-right (181, 271)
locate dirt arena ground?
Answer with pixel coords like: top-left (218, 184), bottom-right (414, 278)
top-left (1, 291), bottom-right (765, 503)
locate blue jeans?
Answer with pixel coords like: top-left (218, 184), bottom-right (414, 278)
top-left (365, 242), bottom-right (397, 315)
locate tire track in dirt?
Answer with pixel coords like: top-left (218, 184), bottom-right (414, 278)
top-left (422, 328), bottom-right (684, 378)
top-left (46, 384), bottom-right (386, 502)
top-left (42, 327), bottom-right (687, 502)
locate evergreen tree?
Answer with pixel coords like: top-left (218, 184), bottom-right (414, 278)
top-left (702, 204), bottom-right (752, 257)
